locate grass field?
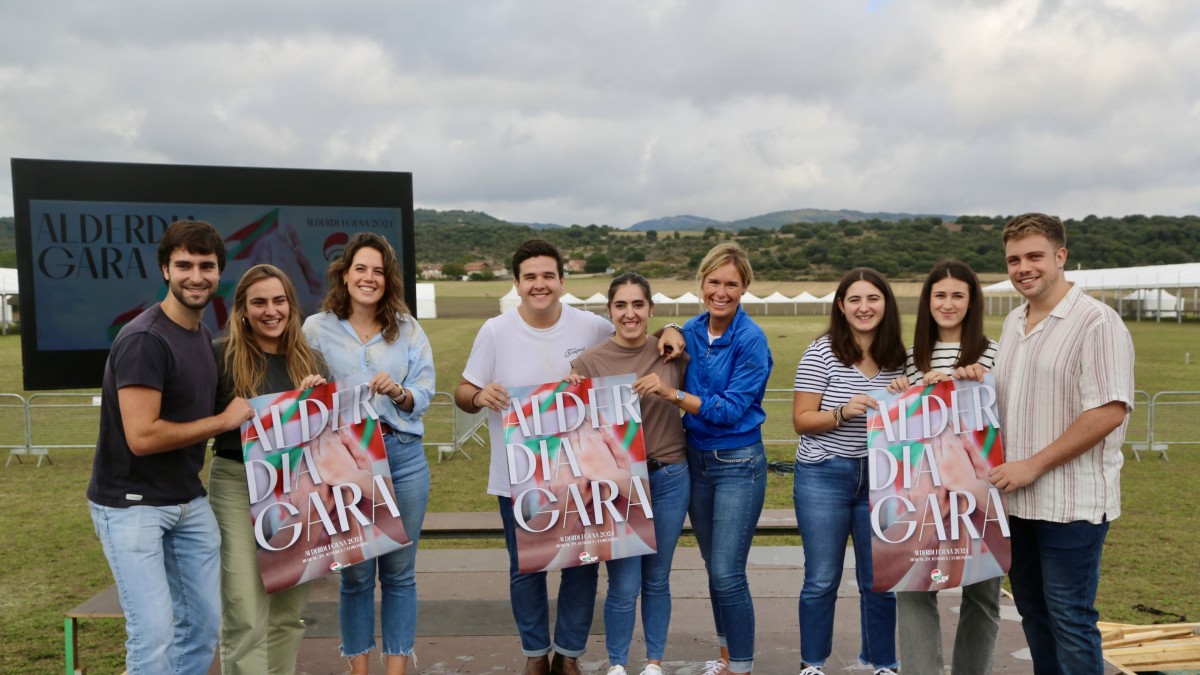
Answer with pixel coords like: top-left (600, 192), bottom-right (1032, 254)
top-left (1, 285), bottom-right (1198, 673)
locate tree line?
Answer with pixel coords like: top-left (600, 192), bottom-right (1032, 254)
top-left (2, 212), bottom-right (1197, 281)
top-left (414, 212), bottom-right (1200, 281)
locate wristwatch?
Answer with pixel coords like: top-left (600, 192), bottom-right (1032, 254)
top-left (675, 389), bottom-right (686, 403)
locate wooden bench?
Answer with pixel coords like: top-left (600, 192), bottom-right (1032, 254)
top-left (65, 509), bottom-right (799, 671)
top-left (420, 508), bottom-right (799, 540)
top-left (65, 585), bottom-right (123, 675)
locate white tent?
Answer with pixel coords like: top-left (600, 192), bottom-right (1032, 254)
top-left (983, 262), bottom-right (1200, 321)
top-left (791, 290), bottom-right (832, 315)
top-left (560, 293), bottom-right (584, 305)
top-left (763, 291), bottom-right (794, 315)
top-left (651, 292), bottom-right (680, 314)
top-left (0, 268), bottom-right (17, 331)
top-left (1122, 289), bottom-right (1180, 318)
top-left (415, 283), bottom-right (437, 319)
top-left (499, 286), bottom-right (521, 313)
top-left (983, 262), bottom-right (1200, 294)
top-left (674, 291), bottom-right (701, 317)
top-left (583, 292), bottom-right (608, 310)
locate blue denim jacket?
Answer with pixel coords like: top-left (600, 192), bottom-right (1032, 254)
top-left (681, 307), bottom-right (773, 451)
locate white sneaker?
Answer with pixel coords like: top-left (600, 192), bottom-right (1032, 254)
top-left (639, 665), bottom-right (663, 675)
top-left (607, 667), bottom-right (628, 675)
top-left (873, 669), bottom-right (899, 675)
top-left (700, 660), bottom-right (729, 675)
top-left (799, 665), bottom-right (824, 675)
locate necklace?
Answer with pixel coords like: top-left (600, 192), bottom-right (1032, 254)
top-left (352, 322), bottom-right (379, 342)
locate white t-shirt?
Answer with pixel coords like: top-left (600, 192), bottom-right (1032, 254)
top-left (462, 304), bottom-right (614, 496)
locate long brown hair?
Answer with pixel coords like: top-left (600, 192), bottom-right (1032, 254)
top-left (319, 232), bottom-right (410, 342)
top-left (825, 267), bottom-right (905, 370)
top-left (912, 260), bottom-right (990, 373)
top-left (224, 264), bottom-right (324, 399)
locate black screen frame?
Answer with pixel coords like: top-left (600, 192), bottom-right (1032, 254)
top-left (12, 158), bottom-right (415, 390)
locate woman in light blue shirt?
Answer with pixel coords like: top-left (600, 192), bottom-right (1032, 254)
top-left (303, 233), bottom-right (434, 675)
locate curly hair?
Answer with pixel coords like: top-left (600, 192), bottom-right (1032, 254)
top-left (319, 232), bottom-right (410, 342)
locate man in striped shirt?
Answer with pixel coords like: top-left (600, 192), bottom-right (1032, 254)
top-left (989, 213), bottom-right (1134, 674)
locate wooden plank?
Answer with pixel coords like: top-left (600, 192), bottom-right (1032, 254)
top-left (419, 509), bottom-right (800, 539)
top-left (66, 585), bottom-right (122, 618)
top-left (1103, 627), bottom-right (1195, 648)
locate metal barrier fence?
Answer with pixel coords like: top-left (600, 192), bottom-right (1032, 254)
top-left (1, 394), bottom-right (29, 462)
top-left (2, 388), bottom-right (1196, 465)
top-left (1146, 391), bottom-right (1200, 460)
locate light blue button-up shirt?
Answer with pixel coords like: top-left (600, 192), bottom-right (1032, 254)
top-left (302, 311), bottom-right (436, 437)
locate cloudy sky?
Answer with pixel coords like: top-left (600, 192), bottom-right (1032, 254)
top-left (2, 0), bottom-right (1198, 227)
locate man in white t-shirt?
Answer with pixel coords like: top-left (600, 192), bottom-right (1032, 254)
top-left (455, 240), bottom-right (681, 675)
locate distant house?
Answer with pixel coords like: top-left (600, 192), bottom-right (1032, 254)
top-left (420, 264), bottom-right (445, 280)
top-left (462, 261), bottom-right (509, 280)
top-left (565, 259), bottom-right (586, 274)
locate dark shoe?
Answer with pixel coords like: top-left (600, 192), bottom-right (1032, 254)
top-left (524, 655), bottom-right (550, 675)
top-left (550, 653), bottom-right (584, 675)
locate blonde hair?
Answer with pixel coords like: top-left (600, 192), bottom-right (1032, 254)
top-left (225, 264), bottom-right (324, 399)
top-left (695, 242), bottom-right (753, 288)
top-left (1002, 213), bottom-right (1066, 249)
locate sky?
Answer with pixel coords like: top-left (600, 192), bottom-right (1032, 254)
top-left (2, 0), bottom-right (1198, 227)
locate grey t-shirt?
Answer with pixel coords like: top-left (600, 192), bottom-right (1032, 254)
top-left (87, 304), bottom-right (217, 507)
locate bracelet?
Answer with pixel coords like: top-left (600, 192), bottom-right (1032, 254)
top-left (833, 404), bottom-right (845, 427)
top-left (393, 386), bottom-right (408, 405)
top-left (663, 322), bottom-right (684, 333)
top-left (471, 390), bottom-right (481, 408)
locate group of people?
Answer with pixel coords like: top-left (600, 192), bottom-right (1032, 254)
top-left (88, 211), bottom-right (1133, 675)
top-left (90, 224), bottom-right (434, 675)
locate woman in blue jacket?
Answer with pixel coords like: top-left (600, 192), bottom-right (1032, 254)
top-left (655, 242), bottom-right (772, 674)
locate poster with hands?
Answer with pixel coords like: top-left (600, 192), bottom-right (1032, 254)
top-left (866, 376), bottom-right (1011, 592)
top-left (241, 371), bottom-right (410, 593)
top-left (500, 374), bottom-right (656, 573)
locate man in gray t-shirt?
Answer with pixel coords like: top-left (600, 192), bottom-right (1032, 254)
top-left (87, 220), bottom-right (253, 675)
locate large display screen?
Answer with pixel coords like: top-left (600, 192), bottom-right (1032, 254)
top-left (12, 159), bottom-right (415, 390)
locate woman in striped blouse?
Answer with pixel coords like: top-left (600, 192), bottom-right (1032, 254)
top-left (791, 267), bottom-right (906, 675)
top-left (886, 259), bottom-right (1001, 675)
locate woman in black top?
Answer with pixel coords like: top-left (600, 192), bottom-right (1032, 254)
top-left (209, 264), bottom-right (327, 675)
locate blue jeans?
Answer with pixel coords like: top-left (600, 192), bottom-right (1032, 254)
top-left (339, 432), bottom-right (430, 657)
top-left (604, 460), bottom-right (691, 665)
top-left (1008, 515), bottom-right (1109, 675)
top-left (89, 496), bottom-right (222, 675)
top-left (688, 442), bottom-right (767, 674)
top-left (499, 495), bottom-right (599, 657)
top-left (793, 456), bottom-right (897, 669)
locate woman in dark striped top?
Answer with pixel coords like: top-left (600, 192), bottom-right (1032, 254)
top-left (791, 268), bottom-right (906, 675)
top-left (886, 259), bottom-right (1001, 675)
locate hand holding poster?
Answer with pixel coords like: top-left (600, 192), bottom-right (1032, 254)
top-left (500, 374), bottom-right (656, 573)
top-left (867, 376), bottom-right (1011, 592)
top-left (242, 373), bottom-right (410, 593)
